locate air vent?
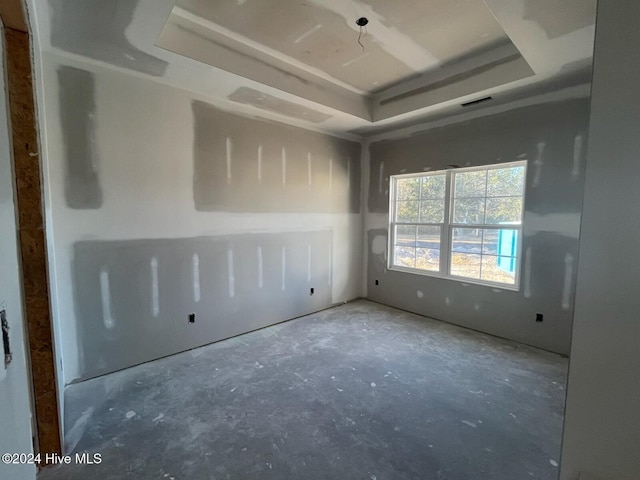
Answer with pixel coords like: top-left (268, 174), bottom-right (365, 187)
top-left (461, 96), bottom-right (493, 107)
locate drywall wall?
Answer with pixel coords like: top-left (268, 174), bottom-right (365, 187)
top-left (57, 66), bottom-right (101, 209)
top-left (49, 0), bottom-right (168, 77)
top-left (192, 100), bottom-right (360, 213)
top-left (36, 51), bottom-right (362, 384)
top-left (365, 99), bottom-right (590, 355)
top-left (561, 1), bottom-right (640, 479)
top-left (0, 28), bottom-right (36, 480)
top-left (74, 232), bottom-right (334, 379)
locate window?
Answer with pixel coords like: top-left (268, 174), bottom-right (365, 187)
top-left (389, 161), bottom-right (526, 289)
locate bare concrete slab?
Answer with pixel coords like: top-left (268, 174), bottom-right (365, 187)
top-left (40, 300), bottom-right (567, 480)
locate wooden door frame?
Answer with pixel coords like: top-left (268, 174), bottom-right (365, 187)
top-left (1, 0), bottom-right (62, 459)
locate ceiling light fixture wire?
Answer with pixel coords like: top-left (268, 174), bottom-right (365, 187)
top-left (356, 17), bottom-right (369, 51)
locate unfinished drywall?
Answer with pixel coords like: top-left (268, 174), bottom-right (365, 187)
top-left (176, 0), bottom-right (510, 94)
top-left (365, 99), bottom-right (590, 355)
top-left (49, 0), bottom-right (168, 77)
top-left (156, 10), bottom-right (370, 122)
top-left (561, 1), bottom-right (640, 479)
top-left (58, 66), bottom-right (102, 209)
top-left (0, 29), bottom-right (36, 480)
top-left (228, 87), bottom-right (332, 124)
top-left (193, 100), bottom-right (360, 213)
top-left (34, 49), bottom-right (362, 386)
top-left (73, 232), bottom-right (333, 379)
top-left (523, 0), bottom-right (596, 40)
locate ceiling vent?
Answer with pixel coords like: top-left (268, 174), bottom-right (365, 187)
top-left (461, 96), bottom-right (493, 107)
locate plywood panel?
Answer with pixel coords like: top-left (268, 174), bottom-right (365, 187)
top-left (0, 0), bottom-right (27, 32)
top-left (4, 27), bottom-right (61, 457)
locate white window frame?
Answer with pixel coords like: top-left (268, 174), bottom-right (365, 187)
top-left (388, 161), bottom-right (527, 291)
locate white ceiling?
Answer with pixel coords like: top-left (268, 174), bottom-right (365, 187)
top-left (34, 0), bottom-right (597, 138)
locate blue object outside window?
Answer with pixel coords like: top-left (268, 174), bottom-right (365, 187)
top-left (497, 229), bottom-right (517, 273)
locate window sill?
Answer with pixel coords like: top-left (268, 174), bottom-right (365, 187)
top-left (387, 264), bottom-right (520, 292)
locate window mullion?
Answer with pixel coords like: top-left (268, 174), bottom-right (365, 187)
top-left (479, 170), bottom-right (488, 279)
top-left (387, 178), bottom-right (396, 270)
top-left (441, 170), bottom-right (453, 275)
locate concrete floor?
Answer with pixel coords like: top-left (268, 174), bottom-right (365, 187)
top-left (39, 300), bottom-right (567, 480)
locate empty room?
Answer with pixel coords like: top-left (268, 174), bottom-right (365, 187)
top-left (1, 1), bottom-right (639, 479)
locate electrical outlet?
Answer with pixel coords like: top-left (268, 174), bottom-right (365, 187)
top-left (188, 313), bottom-right (196, 324)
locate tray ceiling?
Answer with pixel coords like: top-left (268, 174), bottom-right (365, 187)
top-left (35, 0), bottom-right (597, 135)
top-left (157, 0), bottom-right (594, 126)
